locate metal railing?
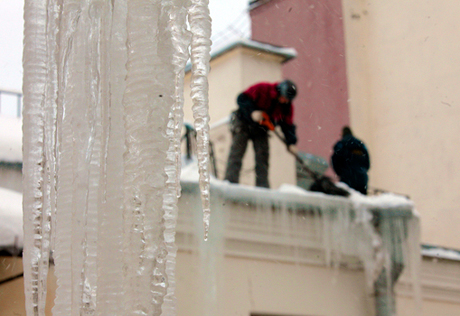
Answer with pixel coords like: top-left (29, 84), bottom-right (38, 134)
top-left (182, 123), bottom-right (218, 178)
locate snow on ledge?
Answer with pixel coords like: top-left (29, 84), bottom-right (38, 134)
top-left (422, 245), bottom-right (460, 262)
top-left (181, 162), bottom-right (413, 217)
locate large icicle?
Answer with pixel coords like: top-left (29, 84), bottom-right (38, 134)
top-left (23, 1), bottom-right (212, 315)
top-left (122, 1), bottom-right (179, 314)
top-left (52, 2), bottom-right (82, 314)
top-left (52, 1), bottom-right (107, 314)
top-left (23, 1), bottom-right (53, 315)
top-left (95, 1), bottom-right (127, 314)
top-left (188, 0), bottom-right (212, 240)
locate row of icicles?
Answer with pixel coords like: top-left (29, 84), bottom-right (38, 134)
top-left (22, 0), bottom-right (212, 315)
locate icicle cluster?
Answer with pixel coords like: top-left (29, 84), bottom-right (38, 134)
top-left (179, 181), bottom-right (422, 316)
top-left (22, 1), bottom-right (211, 315)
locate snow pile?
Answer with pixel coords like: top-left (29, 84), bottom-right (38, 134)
top-left (279, 182), bottom-right (413, 210)
top-left (0, 187), bottom-right (23, 250)
top-left (0, 116), bottom-right (22, 163)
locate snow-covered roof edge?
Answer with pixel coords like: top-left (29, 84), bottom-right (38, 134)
top-left (249, 0), bottom-right (273, 10)
top-left (422, 244), bottom-right (460, 262)
top-left (185, 38), bottom-right (297, 73)
top-left (210, 116), bottom-right (230, 130)
top-left (180, 178), bottom-right (414, 218)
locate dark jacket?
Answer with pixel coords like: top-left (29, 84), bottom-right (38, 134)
top-left (331, 134), bottom-right (370, 193)
top-left (236, 82), bottom-right (297, 145)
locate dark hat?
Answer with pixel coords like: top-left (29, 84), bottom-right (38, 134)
top-left (342, 126), bottom-right (353, 137)
top-left (277, 80), bottom-right (297, 101)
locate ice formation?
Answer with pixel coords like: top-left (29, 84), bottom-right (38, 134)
top-left (22, 1), bottom-right (211, 315)
top-left (188, 0), bottom-right (212, 240)
top-left (179, 167), bottom-right (422, 315)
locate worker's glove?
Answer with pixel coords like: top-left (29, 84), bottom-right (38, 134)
top-left (251, 110), bottom-right (264, 123)
top-left (288, 144), bottom-right (298, 155)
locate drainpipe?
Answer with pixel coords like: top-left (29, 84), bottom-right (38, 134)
top-left (374, 265), bottom-right (402, 316)
top-left (183, 123), bottom-right (195, 160)
top-left (373, 212), bottom-right (405, 316)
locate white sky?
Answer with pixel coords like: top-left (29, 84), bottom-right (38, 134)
top-left (0, 1), bottom-right (24, 92)
top-left (0, 0), bottom-right (250, 93)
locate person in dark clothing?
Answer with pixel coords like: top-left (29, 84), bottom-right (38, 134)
top-left (224, 80), bottom-right (298, 188)
top-left (331, 126), bottom-right (370, 194)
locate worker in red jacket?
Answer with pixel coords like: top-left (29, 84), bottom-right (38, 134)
top-left (224, 80), bottom-right (298, 188)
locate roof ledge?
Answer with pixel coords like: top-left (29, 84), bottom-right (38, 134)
top-left (185, 38), bottom-right (297, 73)
top-left (249, 0), bottom-right (273, 11)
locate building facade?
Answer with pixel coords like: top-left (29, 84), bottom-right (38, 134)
top-left (250, 0), bottom-right (350, 162)
top-left (249, 0), bottom-right (460, 250)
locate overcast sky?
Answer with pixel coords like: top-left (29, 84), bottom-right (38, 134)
top-left (0, 0), bottom-right (249, 93)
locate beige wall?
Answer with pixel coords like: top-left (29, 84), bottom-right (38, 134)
top-left (0, 255), bottom-right (371, 316)
top-left (183, 46), bottom-right (296, 188)
top-left (0, 257), bottom-right (56, 315)
top-left (5, 255), bottom-right (460, 316)
top-left (342, 0), bottom-right (460, 248)
top-left (176, 253), bottom-right (371, 316)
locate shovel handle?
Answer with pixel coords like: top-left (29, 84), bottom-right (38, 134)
top-left (272, 129), bottom-right (319, 181)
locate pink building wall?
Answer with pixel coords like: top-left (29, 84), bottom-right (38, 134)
top-left (250, 0), bottom-right (349, 163)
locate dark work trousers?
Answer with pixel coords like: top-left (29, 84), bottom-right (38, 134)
top-left (224, 115), bottom-right (270, 188)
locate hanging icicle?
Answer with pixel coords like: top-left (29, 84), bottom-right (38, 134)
top-left (161, 0), bottom-right (192, 314)
top-left (23, 1), bottom-right (52, 315)
top-left (22, 0), bottom-right (212, 315)
top-left (188, 0), bottom-right (212, 240)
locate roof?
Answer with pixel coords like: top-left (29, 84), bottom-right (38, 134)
top-left (185, 37), bottom-right (297, 73)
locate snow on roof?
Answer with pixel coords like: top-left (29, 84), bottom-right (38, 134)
top-left (210, 115), bottom-right (230, 130)
top-left (185, 37), bottom-right (297, 73)
top-left (181, 159), bottom-right (414, 218)
top-left (278, 183), bottom-right (414, 216)
top-left (0, 116), bottom-right (22, 163)
top-left (0, 187), bottom-right (23, 250)
top-left (212, 37), bottom-right (297, 61)
top-left (181, 157), bottom-right (201, 182)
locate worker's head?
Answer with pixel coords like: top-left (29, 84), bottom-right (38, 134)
top-left (277, 80), bottom-right (297, 103)
top-left (342, 126), bottom-right (353, 137)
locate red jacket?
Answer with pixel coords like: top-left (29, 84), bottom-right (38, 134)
top-left (243, 82), bottom-right (294, 125)
top-left (237, 82), bottom-right (297, 145)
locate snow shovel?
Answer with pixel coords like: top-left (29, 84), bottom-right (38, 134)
top-left (260, 113), bottom-right (350, 197)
